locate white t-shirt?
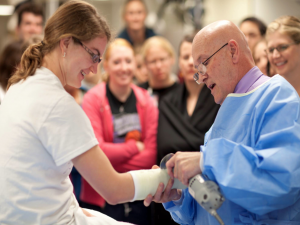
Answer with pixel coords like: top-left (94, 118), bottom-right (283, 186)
top-left (0, 67), bottom-right (130, 225)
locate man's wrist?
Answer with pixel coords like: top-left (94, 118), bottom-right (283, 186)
top-left (199, 151), bottom-right (204, 172)
top-left (173, 190), bottom-right (184, 206)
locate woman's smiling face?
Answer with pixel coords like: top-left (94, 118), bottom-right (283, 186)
top-left (63, 36), bottom-right (107, 88)
top-left (104, 45), bottom-right (136, 87)
top-left (267, 31), bottom-right (300, 79)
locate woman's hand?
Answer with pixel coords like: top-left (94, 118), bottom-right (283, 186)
top-left (143, 165), bottom-right (182, 207)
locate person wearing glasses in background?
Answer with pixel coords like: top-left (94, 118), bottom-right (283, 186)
top-left (143, 20), bottom-right (300, 225)
top-left (139, 36), bottom-right (179, 107)
top-left (0, 1), bottom-right (145, 224)
top-left (266, 16), bottom-right (300, 95)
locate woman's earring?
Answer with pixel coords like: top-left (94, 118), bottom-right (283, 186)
top-left (63, 52), bottom-right (66, 58)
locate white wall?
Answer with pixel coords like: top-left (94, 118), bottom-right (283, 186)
top-left (203, 0), bottom-right (254, 25)
top-left (253, 0), bottom-right (300, 24)
top-left (203, 0), bottom-right (300, 27)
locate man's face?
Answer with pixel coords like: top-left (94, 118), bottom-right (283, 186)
top-left (240, 21), bottom-right (261, 52)
top-left (17, 12), bottom-right (43, 40)
top-left (192, 38), bottom-right (238, 105)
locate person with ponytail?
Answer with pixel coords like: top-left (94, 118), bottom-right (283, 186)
top-left (0, 1), bottom-right (137, 224)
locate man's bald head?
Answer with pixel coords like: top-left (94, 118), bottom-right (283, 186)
top-left (192, 20), bottom-right (252, 66)
top-left (192, 20), bottom-right (255, 105)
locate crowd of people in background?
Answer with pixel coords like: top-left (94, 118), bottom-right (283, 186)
top-left (1, 0), bottom-right (300, 224)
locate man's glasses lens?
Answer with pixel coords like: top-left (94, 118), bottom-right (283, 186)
top-left (193, 73), bottom-right (201, 84)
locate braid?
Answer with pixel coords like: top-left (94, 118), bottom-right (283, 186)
top-left (7, 42), bottom-right (44, 89)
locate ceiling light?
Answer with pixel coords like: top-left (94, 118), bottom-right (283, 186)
top-left (0, 5), bottom-right (14, 16)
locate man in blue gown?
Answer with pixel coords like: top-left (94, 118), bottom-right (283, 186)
top-left (144, 20), bottom-right (300, 224)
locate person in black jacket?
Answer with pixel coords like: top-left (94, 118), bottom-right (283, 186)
top-left (151, 35), bottom-right (220, 225)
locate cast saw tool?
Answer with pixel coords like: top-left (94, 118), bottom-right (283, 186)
top-left (160, 153), bottom-right (225, 225)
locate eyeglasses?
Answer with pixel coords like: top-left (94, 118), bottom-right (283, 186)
top-left (266, 43), bottom-right (297, 55)
top-left (147, 56), bottom-right (169, 66)
top-left (193, 43), bottom-right (228, 84)
top-left (73, 37), bottom-right (101, 63)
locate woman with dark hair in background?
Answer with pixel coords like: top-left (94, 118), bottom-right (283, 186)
top-left (152, 35), bottom-right (220, 225)
top-left (252, 38), bottom-right (276, 77)
top-left (240, 16), bottom-right (267, 52)
top-left (0, 35), bottom-right (43, 104)
top-left (0, 1), bottom-right (138, 224)
top-left (0, 41), bottom-right (23, 103)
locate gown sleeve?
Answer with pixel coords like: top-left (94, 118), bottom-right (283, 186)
top-left (163, 189), bottom-right (197, 225)
top-left (202, 85), bottom-right (300, 216)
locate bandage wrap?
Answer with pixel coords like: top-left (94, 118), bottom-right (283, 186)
top-left (129, 169), bottom-right (187, 201)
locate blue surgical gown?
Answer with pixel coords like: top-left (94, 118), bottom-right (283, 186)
top-left (164, 75), bottom-right (300, 225)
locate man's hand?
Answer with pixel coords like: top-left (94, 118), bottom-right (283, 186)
top-left (166, 152), bottom-right (202, 186)
top-left (143, 165), bottom-right (182, 207)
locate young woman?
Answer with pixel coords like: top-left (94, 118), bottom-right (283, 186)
top-left (80, 38), bottom-right (158, 225)
top-left (118, 0), bottom-right (156, 48)
top-left (140, 36), bottom-right (179, 107)
top-left (133, 49), bottom-right (149, 85)
top-left (152, 35), bottom-right (220, 225)
top-left (266, 16), bottom-right (300, 95)
top-left (0, 1), bottom-right (137, 224)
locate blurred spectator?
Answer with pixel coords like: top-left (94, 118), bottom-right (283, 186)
top-left (133, 48), bottom-right (148, 85)
top-left (240, 16), bottom-right (267, 52)
top-left (118, 0), bottom-right (156, 49)
top-left (151, 35), bottom-right (220, 225)
top-left (252, 39), bottom-right (276, 77)
top-left (266, 16), bottom-right (300, 95)
top-left (16, 1), bottom-right (44, 41)
top-left (80, 69), bottom-right (102, 94)
top-left (140, 36), bottom-right (179, 107)
top-left (80, 38), bottom-right (157, 225)
top-left (0, 35), bottom-right (42, 103)
top-left (0, 41), bottom-right (23, 103)
top-left (252, 39), bottom-right (268, 75)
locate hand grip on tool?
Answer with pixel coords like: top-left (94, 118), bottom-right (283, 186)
top-left (129, 153), bottom-right (225, 225)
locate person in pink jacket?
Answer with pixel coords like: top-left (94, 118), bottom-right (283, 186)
top-left (80, 38), bottom-right (158, 225)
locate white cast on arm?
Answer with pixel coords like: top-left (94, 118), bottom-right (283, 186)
top-left (129, 169), bottom-right (187, 201)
